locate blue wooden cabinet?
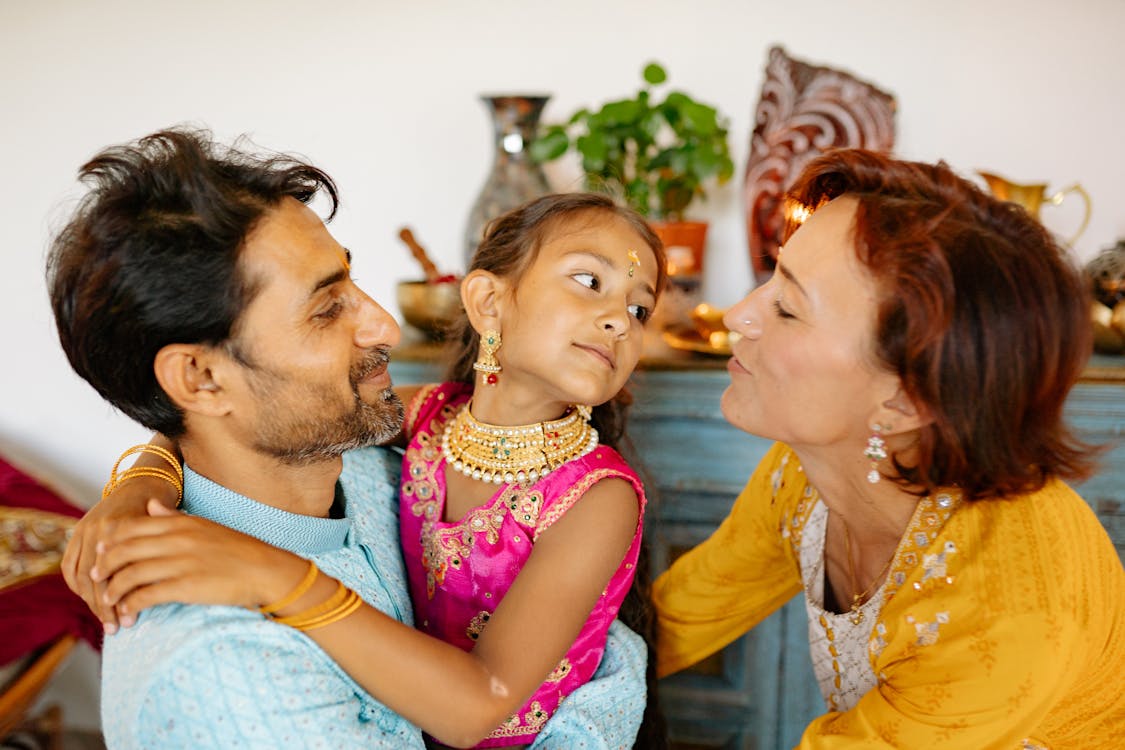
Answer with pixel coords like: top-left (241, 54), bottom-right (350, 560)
top-left (389, 346), bottom-right (1125, 750)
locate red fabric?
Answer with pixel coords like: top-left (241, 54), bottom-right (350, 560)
top-left (0, 455), bottom-right (102, 659)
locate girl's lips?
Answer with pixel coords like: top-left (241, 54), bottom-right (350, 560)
top-left (727, 356), bottom-right (749, 375)
top-left (576, 343), bottom-right (616, 370)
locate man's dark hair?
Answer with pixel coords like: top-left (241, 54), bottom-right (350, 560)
top-left (47, 127), bottom-right (338, 437)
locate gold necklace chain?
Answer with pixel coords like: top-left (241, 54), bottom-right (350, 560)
top-left (841, 521), bottom-right (895, 625)
top-left (441, 401), bottom-right (599, 486)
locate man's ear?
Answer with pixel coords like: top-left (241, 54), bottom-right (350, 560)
top-left (460, 269), bottom-right (509, 333)
top-left (153, 344), bottom-right (233, 417)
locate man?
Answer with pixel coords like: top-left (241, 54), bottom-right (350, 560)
top-left (49, 128), bottom-right (644, 748)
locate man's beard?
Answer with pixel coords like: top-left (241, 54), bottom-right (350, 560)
top-left (244, 347), bottom-right (404, 465)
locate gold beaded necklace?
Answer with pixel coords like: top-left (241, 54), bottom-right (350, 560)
top-left (441, 401), bottom-right (599, 486)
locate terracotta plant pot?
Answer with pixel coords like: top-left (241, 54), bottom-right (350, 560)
top-left (651, 220), bottom-right (709, 277)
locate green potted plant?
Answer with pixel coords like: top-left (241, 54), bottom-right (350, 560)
top-left (530, 61), bottom-right (734, 275)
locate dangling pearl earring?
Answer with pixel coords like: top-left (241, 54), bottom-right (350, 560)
top-left (864, 425), bottom-right (888, 484)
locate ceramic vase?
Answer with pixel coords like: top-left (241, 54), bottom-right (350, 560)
top-left (463, 95), bottom-right (552, 267)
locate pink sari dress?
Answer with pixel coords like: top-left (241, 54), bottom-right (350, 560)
top-left (399, 382), bottom-right (646, 747)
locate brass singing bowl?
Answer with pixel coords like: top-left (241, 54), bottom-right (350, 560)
top-left (690, 303), bottom-right (739, 349)
top-left (396, 280), bottom-right (463, 340)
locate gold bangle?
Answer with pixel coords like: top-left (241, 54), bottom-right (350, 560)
top-left (273, 580), bottom-right (350, 628)
top-left (271, 579), bottom-right (363, 631)
top-left (101, 467), bottom-right (184, 504)
top-left (110, 444), bottom-right (184, 483)
top-left (296, 589), bottom-right (363, 631)
top-left (103, 444), bottom-right (185, 505)
top-left (259, 560), bottom-right (319, 615)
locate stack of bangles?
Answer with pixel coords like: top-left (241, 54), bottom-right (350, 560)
top-left (258, 560), bottom-right (362, 632)
top-left (102, 444), bottom-right (184, 505)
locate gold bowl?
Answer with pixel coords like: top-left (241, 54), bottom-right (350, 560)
top-left (689, 303), bottom-right (735, 350)
top-left (396, 279), bottom-right (463, 340)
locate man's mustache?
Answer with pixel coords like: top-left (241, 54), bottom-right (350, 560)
top-left (351, 346), bottom-right (391, 383)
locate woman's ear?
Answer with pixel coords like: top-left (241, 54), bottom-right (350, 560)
top-left (874, 385), bottom-right (933, 435)
top-left (153, 344), bottom-right (233, 418)
top-left (461, 269), bottom-right (509, 333)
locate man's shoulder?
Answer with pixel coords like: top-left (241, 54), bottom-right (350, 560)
top-left (102, 604), bottom-right (423, 748)
top-left (103, 604), bottom-right (331, 696)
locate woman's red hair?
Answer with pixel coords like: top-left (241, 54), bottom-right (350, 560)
top-left (786, 149), bottom-right (1096, 500)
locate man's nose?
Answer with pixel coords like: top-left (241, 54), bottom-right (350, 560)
top-left (355, 291), bottom-right (401, 349)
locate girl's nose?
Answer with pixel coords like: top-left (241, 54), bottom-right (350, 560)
top-left (597, 303), bottom-right (630, 338)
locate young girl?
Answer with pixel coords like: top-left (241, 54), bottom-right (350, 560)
top-left (85, 192), bottom-right (667, 749)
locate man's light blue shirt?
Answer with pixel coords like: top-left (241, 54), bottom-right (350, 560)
top-left (101, 447), bottom-right (645, 749)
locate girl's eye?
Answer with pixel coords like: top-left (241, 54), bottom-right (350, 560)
top-left (772, 298), bottom-right (796, 320)
top-left (572, 272), bottom-right (600, 291)
top-left (628, 304), bottom-right (650, 323)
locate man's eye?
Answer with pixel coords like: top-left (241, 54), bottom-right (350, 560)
top-left (572, 272), bottom-right (599, 291)
top-left (315, 300), bottom-right (345, 321)
top-left (628, 304), bottom-right (650, 323)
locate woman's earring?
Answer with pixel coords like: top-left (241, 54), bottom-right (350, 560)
top-left (473, 329), bottom-right (502, 385)
top-left (864, 425), bottom-right (888, 484)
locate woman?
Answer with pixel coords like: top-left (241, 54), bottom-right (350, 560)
top-left (654, 149), bottom-right (1125, 748)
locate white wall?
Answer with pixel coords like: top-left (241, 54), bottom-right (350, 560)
top-left (3, 0), bottom-right (1123, 730)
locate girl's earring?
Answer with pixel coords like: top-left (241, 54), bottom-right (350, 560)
top-left (863, 425), bottom-right (888, 484)
top-left (473, 329), bottom-right (502, 385)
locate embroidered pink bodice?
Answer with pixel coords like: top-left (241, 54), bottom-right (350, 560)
top-left (399, 382), bottom-right (646, 747)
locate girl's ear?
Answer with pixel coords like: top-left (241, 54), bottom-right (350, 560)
top-left (461, 269), bottom-right (509, 333)
top-left (153, 344), bottom-right (234, 418)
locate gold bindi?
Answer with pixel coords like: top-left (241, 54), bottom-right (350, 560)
top-left (627, 249), bottom-right (640, 277)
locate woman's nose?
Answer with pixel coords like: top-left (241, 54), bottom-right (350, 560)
top-left (724, 290), bottom-right (765, 339)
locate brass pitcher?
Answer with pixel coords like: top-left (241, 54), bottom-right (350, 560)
top-left (977, 171), bottom-right (1092, 245)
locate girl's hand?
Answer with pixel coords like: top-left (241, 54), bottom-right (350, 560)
top-left (62, 476), bottom-right (179, 632)
top-left (91, 500), bottom-right (309, 628)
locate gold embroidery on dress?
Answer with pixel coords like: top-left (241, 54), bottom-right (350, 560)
top-left (466, 610), bottom-right (492, 641)
top-left (534, 467), bottom-right (639, 542)
top-left (488, 701), bottom-right (550, 740)
top-left (545, 658), bottom-right (572, 683)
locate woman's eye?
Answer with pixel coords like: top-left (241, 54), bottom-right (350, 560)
top-left (628, 304), bottom-right (650, 323)
top-left (572, 272), bottom-right (599, 291)
top-left (772, 298), bottom-right (796, 320)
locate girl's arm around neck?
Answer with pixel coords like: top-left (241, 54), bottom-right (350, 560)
top-left (310, 476), bottom-right (640, 747)
top-left (89, 459), bottom-right (640, 746)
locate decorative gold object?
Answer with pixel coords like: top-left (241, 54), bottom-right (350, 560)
top-left (1092, 301), bottom-right (1125, 354)
top-left (977, 171), bottom-right (1092, 245)
top-left (441, 402), bottom-right (599, 485)
top-left (396, 280), bottom-right (463, 340)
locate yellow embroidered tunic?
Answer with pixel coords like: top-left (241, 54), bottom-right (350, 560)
top-left (653, 443), bottom-right (1125, 748)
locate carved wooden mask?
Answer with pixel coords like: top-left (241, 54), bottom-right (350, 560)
top-left (744, 47), bottom-right (896, 285)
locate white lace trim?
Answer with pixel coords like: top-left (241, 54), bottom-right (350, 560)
top-left (801, 500), bottom-right (884, 713)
